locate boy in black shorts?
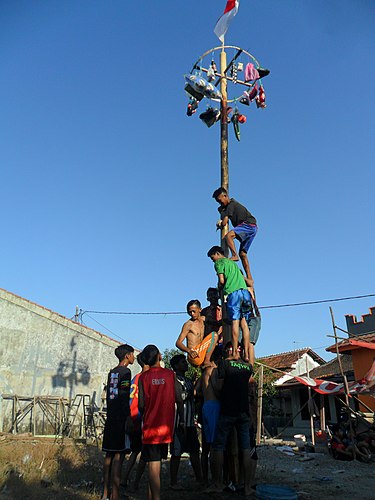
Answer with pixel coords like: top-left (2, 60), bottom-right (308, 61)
top-left (102, 344), bottom-right (135, 500)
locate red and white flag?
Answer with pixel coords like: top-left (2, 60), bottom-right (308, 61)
top-left (214, 0), bottom-right (240, 43)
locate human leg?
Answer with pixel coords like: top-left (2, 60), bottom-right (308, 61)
top-left (224, 230), bottom-right (239, 260)
top-left (209, 449), bottom-right (224, 491)
top-left (169, 455), bottom-right (181, 487)
top-left (110, 452), bottom-right (125, 500)
top-left (122, 451), bottom-right (138, 487)
top-left (203, 332), bottom-right (218, 367)
top-left (231, 320), bottom-right (240, 359)
top-left (206, 414), bottom-right (235, 492)
top-left (132, 459), bottom-right (146, 491)
top-left (241, 449), bottom-right (254, 495)
top-left (148, 460), bottom-right (161, 500)
top-left (190, 451), bottom-right (203, 483)
top-left (239, 250), bottom-right (254, 287)
top-left (102, 452), bottom-right (112, 500)
top-left (235, 224), bottom-right (257, 286)
top-left (240, 317), bottom-right (252, 364)
top-left (201, 439), bottom-right (210, 484)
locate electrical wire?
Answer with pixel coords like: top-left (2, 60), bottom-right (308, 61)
top-left (82, 292), bottom-right (375, 316)
top-left (84, 312), bottom-right (141, 350)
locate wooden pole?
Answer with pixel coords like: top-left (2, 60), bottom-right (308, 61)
top-left (306, 357), bottom-right (315, 445)
top-left (329, 307), bottom-right (356, 459)
top-left (219, 41), bottom-right (232, 345)
top-left (320, 394), bottom-right (326, 431)
top-left (256, 364), bottom-right (264, 444)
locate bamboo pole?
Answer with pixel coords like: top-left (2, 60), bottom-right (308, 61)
top-left (329, 307), bottom-right (356, 459)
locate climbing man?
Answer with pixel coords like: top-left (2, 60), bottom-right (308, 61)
top-left (213, 187), bottom-right (257, 292)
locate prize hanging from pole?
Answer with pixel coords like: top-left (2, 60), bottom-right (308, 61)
top-left (184, 46), bottom-right (270, 142)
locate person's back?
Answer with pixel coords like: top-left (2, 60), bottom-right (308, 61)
top-left (140, 366), bottom-right (175, 444)
top-left (214, 257), bottom-right (247, 296)
top-left (139, 345), bottom-right (176, 500)
top-left (218, 357), bottom-right (252, 416)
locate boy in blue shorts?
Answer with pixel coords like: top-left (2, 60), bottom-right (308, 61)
top-left (213, 187), bottom-right (257, 291)
top-left (207, 246), bottom-right (253, 364)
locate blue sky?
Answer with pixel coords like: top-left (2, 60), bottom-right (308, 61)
top-left (1, 1), bottom-right (374, 359)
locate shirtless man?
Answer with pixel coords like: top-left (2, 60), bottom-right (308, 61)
top-left (175, 299), bottom-right (218, 368)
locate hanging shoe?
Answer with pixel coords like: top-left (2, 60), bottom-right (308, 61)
top-left (248, 84), bottom-right (259, 101)
top-left (257, 67), bottom-right (270, 79)
top-left (240, 91), bottom-right (250, 106)
top-left (200, 108), bottom-right (220, 128)
top-left (239, 84), bottom-right (258, 106)
top-left (223, 106), bottom-right (233, 123)
top-left (256, 85), bottom-right (266, 108)
top-left (231, 112), bottom-right (241, 141)
top-left (184, 83), bottom-right (204, 101)
top-left (186, 98), bottom-right (198, 116)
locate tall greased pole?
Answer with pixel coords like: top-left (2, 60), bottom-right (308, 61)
top-left (220, 42), bottom-right (229, 247)
top-left (219, 41), bottom-right (231, 345)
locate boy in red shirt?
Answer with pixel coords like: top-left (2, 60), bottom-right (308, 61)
top-left (138, 345), bottom-right (176, 500)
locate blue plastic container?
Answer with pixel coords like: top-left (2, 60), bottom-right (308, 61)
top-left (256, 484), bottom-right (298, 500)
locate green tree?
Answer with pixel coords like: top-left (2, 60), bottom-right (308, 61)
top-left (162, 347), bottom-right (200, 381)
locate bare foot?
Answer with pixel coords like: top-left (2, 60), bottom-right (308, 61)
top-left (227, 354), bottom-right (240, 361)
top-left (201, 362), bottom-right (213, 369)
top-left (229, 254), bottom-right (240, 262)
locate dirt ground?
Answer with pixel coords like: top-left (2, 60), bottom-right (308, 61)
top-left (0, 434), bottom-right (374, 499)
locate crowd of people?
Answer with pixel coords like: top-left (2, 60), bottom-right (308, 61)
top-left (101, 188), bottom-right (261, 499)
top-left (101, 341), bottom-right (258, 500)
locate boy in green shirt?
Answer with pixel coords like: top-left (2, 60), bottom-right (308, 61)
top-left (207, 246), bottom-right (253, 364)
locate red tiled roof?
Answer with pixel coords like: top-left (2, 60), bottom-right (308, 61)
top-left (257, 348), bottom-right (326, 371)
top-left (309, 354), bottom-right (353, 379)
top-left (326, 332), bottom-right (375, 353)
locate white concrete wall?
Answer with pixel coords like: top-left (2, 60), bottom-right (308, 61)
top-left (0, 288), bottom-right (140, 406)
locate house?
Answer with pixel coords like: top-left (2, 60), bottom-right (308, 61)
top-left (257, 348), bottom-right (326, 435)
top-left (279, 354), bottom-right (355, 432)
top-left (326, 306), bottom-right (375, 412)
